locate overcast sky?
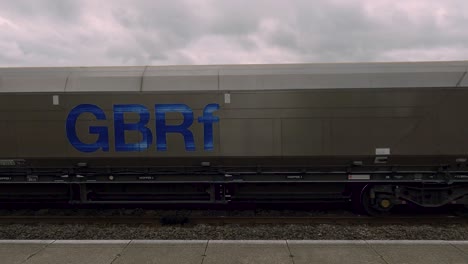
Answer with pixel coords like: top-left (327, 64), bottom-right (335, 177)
top-left (1, 0), bottom-right (468, 66)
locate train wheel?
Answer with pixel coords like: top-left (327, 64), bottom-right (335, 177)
top-left (361, 186), bottom-right (392, 216)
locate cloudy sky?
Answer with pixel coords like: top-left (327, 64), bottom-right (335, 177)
top-left (1, 0), bottom-right (468, 66)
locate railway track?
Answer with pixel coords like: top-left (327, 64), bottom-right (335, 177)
top-left (0, 215), bottom-right (465, 225)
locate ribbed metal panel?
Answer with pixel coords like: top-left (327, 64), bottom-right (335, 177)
top-left (0, 61), bottom-right (467, 93)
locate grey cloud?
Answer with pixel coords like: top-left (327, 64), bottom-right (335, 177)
top-left (107, 1), bottom-right (205, 65)
top-left (0, 0), bottom-right (82, 23)
top-left (113, 2), bottom-right (202, 43)
top-left (208, 1), bottom-right (264, 36)
top-left (0, 0), bottom-right (468, 66)
top-left (277, 1), bottom-right (468, 62)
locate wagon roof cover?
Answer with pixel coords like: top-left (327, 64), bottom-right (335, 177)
top-left (0, 61), bottom-right (467, 93)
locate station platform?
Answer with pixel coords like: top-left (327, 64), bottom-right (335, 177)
top-left (0, 240), bottom-right (467, 264)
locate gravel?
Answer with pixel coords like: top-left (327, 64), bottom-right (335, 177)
top-left (0, 223), bottom-right (467, 240)
top-left (0, 208), bottom-right (464, 240)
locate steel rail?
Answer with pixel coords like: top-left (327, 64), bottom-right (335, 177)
top-left (0, 215), bottom-right (465, 225)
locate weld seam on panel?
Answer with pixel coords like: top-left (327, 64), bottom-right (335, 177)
top-left (140, 65), bottom-right (149, 92)
top-left (456, 71), bottom-right (467, 87)
top-left (63, 71), bottom-right (72, 92)
top-left (217, 70), bottom-right (220, 91)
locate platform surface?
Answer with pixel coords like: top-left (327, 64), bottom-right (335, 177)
top-left (0, 240), bottom-right (467, 264)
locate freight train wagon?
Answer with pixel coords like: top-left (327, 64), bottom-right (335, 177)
top-left (1, 61), bottom-right (468, 214)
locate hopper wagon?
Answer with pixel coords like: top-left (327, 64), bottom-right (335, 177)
top-left (1, 61), bottom-right (468, 214)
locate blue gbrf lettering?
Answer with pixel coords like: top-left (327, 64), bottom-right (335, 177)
top-left (66, 104), bottom-right (220, 153)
